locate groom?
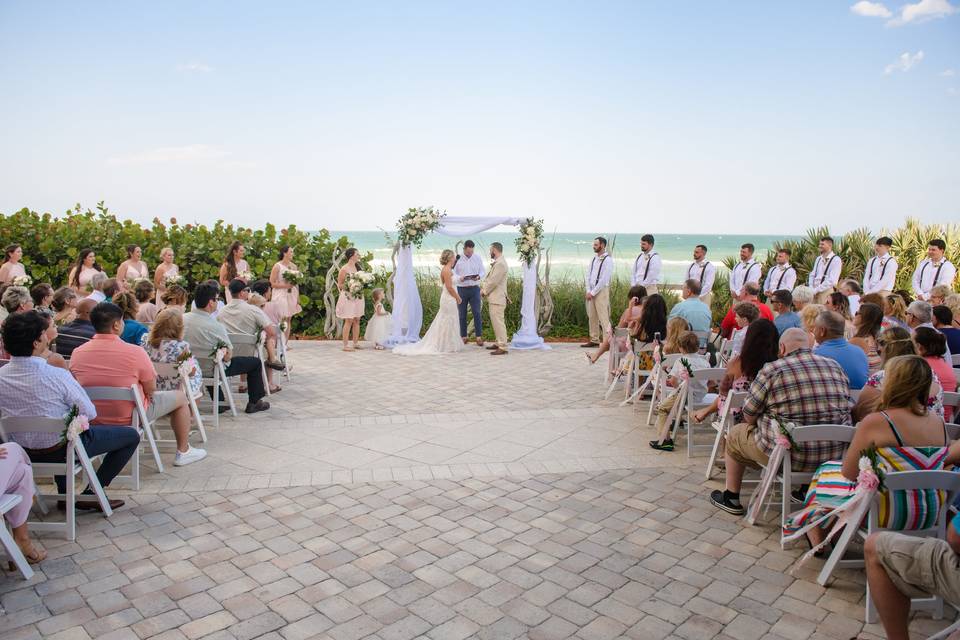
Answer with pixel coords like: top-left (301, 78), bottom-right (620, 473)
top-left (454, 240), bottom-right (486, 346)
top-left (482, 243), bottom-right (508, 355)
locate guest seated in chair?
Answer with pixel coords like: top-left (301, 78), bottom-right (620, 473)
top-left (708, 327), bottom-right (852, 516)
top-left (813, 309), bottom-right (869, 390)
top-left (71, 303), bottom-right (206, 467)
top-left (183, 281), bottom-right (270, 414)
top-left (0, 310), bottom-right (138, 511)
top-left (649, 331), bottom-right (711, 451)
top-left (586, 285), bottom-right (646, 366)
top-left (0, 442), bottom-right (47, 565)
top-left (55, 298), bottom-right (97, 359)
top-left (217, 279), bottom-right (284, 393)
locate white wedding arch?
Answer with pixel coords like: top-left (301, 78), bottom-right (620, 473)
top-left (385, 215), bottom-right (549, 350)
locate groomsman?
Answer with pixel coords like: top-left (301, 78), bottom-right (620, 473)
top-left (631, 234), bottom-right (661, 294)
top-left (583, 236), bottom-right (613, 348)
top-left (863, 237), bottom-right (898, 297)
top-left (912, 238), bottom-right (956, 301)
top-left (763, 249), bottom-right (796, 297)
top-left (808, 236), bottom-right (842, 304)
top-left (729, 243), bottom-right (761, 298)
top-left (481, 243), bottom-right (509, 356)
top-left (454, 240), bottom-right (486, 346)
top-left (687, 244), bottom-right (715, 307)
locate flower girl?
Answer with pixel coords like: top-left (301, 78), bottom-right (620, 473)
top-left (364, 288), bottom-right (392, 350)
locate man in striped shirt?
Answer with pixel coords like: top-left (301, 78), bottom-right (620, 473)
top-left (710, 327), bottom-right (853, 515)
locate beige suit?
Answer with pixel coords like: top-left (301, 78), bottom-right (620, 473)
top-left (482, 257), bottom-right (509, 349)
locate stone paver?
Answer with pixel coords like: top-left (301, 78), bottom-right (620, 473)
top-left (3, 341), bottom-right (955, 639)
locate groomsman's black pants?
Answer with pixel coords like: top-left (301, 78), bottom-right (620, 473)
top-left (457, 286), bottom-right (483, 338)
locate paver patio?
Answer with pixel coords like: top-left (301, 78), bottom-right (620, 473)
top-left (1, 342), bottom-right (955, 639)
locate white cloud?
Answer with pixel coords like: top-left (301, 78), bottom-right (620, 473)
top-left (887, 0), bottom-right (958, 25)
top-left (940, 69), bottom-right (956, 76)
top-left (178, 62), bottom-right (214, 73)
top-left (107, 144), bottom-right (232, 166)
top-left (884, 50), bottom-right (924, 74)
top-left (851, 1), bottom-right (893, 17)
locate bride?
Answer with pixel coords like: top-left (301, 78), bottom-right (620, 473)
top-left (394, 249), bottom-right (464, 355)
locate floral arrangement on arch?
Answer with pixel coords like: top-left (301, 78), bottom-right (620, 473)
top-left (515, 218), bottom-right (544, 266)
top-left (344, 271), bottom-right (375, 300)
top-left (397, 207), bottom-right (445, 248)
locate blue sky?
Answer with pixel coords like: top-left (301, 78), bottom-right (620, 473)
top-left (1, 0), bottom-right (957, 234)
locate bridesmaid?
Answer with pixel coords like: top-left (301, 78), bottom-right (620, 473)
top-left (0, 442), bottom-right (47, 566)
top-left (0, 244), bottom-right (26, 284)
top-left (269, 245), bottom-right (302, 341)
top-left (219, 241), bottom-right (250, 302)
top-left (154, 247), bottom-right (180, 306)
top-left (68, 249), bottom-right (102, 294)
top-left (116, 244), bottom-right (150, 290)
top-left (336, 248), bottom-right (364, 351)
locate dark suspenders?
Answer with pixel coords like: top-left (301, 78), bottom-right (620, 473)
top-left (919, 261), bottom-right (946, 288)
top-left (636, 253), bottom-right (657, 281)
top-left (593, 255), bottom-right (608, 286)
top-left (819, 255), bottom-right (837, 284)
top-left (868, 257), bottom-right (891, 283)
top-left (739, 261), bottom-right (756, 285)
top-left (776, 266), bottom-right (793, 290)
top-left (689, 261), bottom-right (709, 285)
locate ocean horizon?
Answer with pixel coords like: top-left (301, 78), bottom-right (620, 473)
top-left (331, 230), bottom-right (800, 285)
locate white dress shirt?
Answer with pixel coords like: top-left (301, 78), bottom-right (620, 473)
top-left (863, 255), bottom-right (898, 294)
top-left (763, 264), bottom-right (797, 294)
top-left (912, 259), bottom-right (956, 300)
top-left (686, 260), bottom-right (716, 295)
top-left (86, 290), bottom-right (106, 303)
top-left (453, 252), bottom-right (486, 288)
top-left (632, 251), bottom-right (661, 287)
top-left (585, 252), bottom-right (613, 297)
top-left (808, 252), bottom-right (842, 293)
top-left (729, 260), bottom-right (760, 297)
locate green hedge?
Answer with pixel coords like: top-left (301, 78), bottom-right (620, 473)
top-left (0, 203), bottom-right (372, 336)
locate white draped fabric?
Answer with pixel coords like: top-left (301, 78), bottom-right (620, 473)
top-left (384, 216), bottom-right (547, 349)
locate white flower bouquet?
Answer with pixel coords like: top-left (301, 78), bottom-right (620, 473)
top-left (397, 206), bottom-right (445, 248)
top-left (238, 270), bottom-right (254, 282)
top-left (61, 405), bottom-right (90, 444)
top-left (344, 271), bottom-right (375, 300)
top-left (515, 217), bottom-right (544, 266)
top-left (163, 273), bottom-right (187, 288)
top-left (12, 275), bottom-right (32, 287)
top-left (282, 269), bottom-right (307, 286)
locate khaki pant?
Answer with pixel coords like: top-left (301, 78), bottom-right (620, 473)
top-left (586, 288), bottom-right (612, 343)
top-left (812, 288), bottom-right (835, 305)
top-left (726, 422), bottom-right (770, 469)
top-left (489, 303), bottom-right (508, 349)
top-left (700, 292), bottom-right (713, 309)
top-left (874, 532), bottom-right (960, 602)
top-left (654, 391), bottom-right (680, 441)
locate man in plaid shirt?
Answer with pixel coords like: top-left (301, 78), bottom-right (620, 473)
top-left (710, 328), bottom-right (853, 515)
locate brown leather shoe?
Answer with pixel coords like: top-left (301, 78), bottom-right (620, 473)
top-left (58, 498), bottom-right (125, 512)
top-left (476, 340), bottom-right (485, 347)
top-left (580, 342), bottom-right (599, 348)
top-left (486, 345), bottom-right (499, 350)
top-left (490, 348), bottom-right (508, 356)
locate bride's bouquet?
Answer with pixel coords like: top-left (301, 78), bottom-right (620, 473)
top-left (282, 269), bottom-right (307, 286)
top-left (397, 206), bottom-right (445, 248)
top-left (344, 271), bottom-right (375, 300)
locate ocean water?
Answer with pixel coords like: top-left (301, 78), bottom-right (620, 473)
top-left (332, 230), bottom-right (799, 285)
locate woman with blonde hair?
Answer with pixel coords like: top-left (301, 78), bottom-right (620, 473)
top-left (161, 284), bottom-right (188, 313)
top-left (141, 309), bottom-right (207, 466)
top-left (882, 293), bottom-right (909, 330)
top-left (662, 316), bottom-right (690, 355)
top-left (154, 247), bottom-right (180, 306)
top-left (785, 355), bottom-right (951, 550)
top-left (799, 303), bottom-right (824, 348)
top-left (394, 249), bottom-right (463, 355)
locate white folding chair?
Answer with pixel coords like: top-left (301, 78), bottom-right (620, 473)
top-left (717, 337), bottom-right (734, 366)
top-left (705, 390), bottom-right (748, 480)
top-left (640, 354), bottom-right (681, 423)
top-left (693, 330), bottom-right (711, 354)
top-left (151, 361), bottom-right (207, 443)
top-left (942, 392), bottom-right (959, 422)
top-left (196, 351), bottom-right (238, 426)
top-left (946, 423), bottom-right (960, 441)
top-left (0, 417), bottom-right (113, 541)
top-left (276, 330), bottom-right (292, 380)
top-left (620, 342), bottom-right (660, 410)
top-left (780, 425), bottom-right (856, 531)
top-left (227, 333), bottom-right (271, 397)
top-left (671, 367), bottom-right (728, 457)
top-left (83, 385), bottom-right (160, 482)
top-left (1, 494), bottom-right (34, 579)
top-left (605, 328), bottom-right (631, 384)
top-left (952, 354), bottom-right (960, 367)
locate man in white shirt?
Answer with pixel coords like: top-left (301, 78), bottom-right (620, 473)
top-left (631, 234), bottom-right (661, 295)
top-left (453, 240), bottom-right (487, 346)
top-left (85, 272), bottom-right (108, 303)
top-left (729, 243), bottom-right (761, 299)
top-left (583, 236), bottom-right (613, 348)
top-left (840, 280), bottom-right (862, 316)
top-left (912, 238), bottom-right (956, 302)
top-left (763, 249), bottom-right (797, 298)
top-left (687, 244), bottom-right (715, 307)
top-left (807, 236), bottom-right (842, 304)
top-left (863, 236), bottom-right (898, 297)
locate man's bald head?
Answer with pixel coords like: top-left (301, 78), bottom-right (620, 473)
top-left (779, 328), bottom-right (808, 355)
top-left (76, 298), bottom-right (97, 320)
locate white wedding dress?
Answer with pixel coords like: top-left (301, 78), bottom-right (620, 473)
top-left (394, 277), bottom-right (464, 356)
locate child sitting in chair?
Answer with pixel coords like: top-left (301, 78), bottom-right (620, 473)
top-left (650, 331), bottom-right (711, 452)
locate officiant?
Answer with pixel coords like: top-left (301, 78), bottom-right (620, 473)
top-left (454, 240), bottom-right (486, 346)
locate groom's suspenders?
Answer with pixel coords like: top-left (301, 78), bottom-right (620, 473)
top-left (594, 255), bottom-right (608, 287)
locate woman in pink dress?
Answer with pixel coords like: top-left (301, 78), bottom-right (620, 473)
top-left (219, 241), bottom-right (251, 302)
top-left (116, 244), bottom-right (150, 291)
top-left (68, 248), bottom-right (102, 294)
top-left (0, 244), bottom-right (27, 284)
top-left (336, 248), bottom-right (364, 351)
top-left (269, 245), bottom-right (302, 340)
top-left (153, 247), bottom-right (180, 307)
top-left (0, 442), bottom-right (47, 566)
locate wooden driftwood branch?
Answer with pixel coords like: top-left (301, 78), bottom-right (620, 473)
top-left (536, 247), bottom-right (554, 336)
top-left (385, 242), bottom-right (399, 307)
top-left (323, 246), bottom-right (346, 338)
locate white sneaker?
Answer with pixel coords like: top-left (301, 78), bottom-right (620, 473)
top-left (174, 446), bottom-right (208, 466)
